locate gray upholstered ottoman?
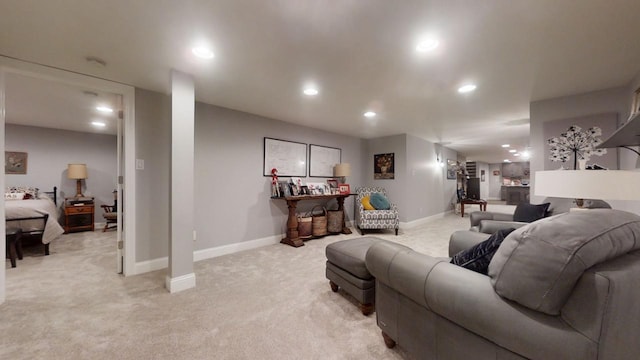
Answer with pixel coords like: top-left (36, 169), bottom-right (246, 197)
top-left (326, 237), bottom-right (410, 315)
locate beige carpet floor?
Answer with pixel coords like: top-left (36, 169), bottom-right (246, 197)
top-left (1, 205), bottom-right (514, 360)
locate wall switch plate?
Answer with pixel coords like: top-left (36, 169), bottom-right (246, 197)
top-left (136, 159), bottom-right (144, 170)
top-left (193, 230), bottom-right (197, 241)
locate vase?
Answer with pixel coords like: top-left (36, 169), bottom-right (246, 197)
top-left (578, 159), bottom-right (587, 170)
top-left (380, 166), bottom-right (388, 174)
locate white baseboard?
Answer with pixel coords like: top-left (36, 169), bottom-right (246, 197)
top-left (193, 234), bottom-right (283, 262)
top-left (165, 273), bottom-right (196, 293)
top-left (134, 233), bottom-right (284, 275)
top-left (400, 211), bottom-right (452, 229)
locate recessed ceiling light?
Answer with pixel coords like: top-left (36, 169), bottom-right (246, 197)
top-left (522, 151), bottom-right (531, 158)
top-left (364, 111), bottom-right (376, 118)
top-left (96, 106), bottom-right (113, 113)
top-left (416, 39), bottom-right (439, 52)
top-left (514, 153), bottom-right (521, 157)
top-left (192, 47), bottom-right (214, 59)
top-left (509, 149), bottom-right (516, 153)
top-left (458, 84), bottom-right (477, 93)
top-left (503, 159), bottom-right (511, 163)
top-left (501, 144), bottom-right (510, 148)
top-left (303, 88), bottom-right (319, 96)
top-left (91, 121), bottom-right (106, 127)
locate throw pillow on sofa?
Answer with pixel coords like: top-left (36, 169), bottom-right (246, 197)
top-left (450, 228), bottom-right (516, 275)
top-left (513, 202), bottom-right (550, 223)
top-left (369, 193), bottom-right (391, 210)
top-left (361, 196), bottom-right (375, 210)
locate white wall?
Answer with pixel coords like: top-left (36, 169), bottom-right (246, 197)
top-left (530, 85), bottom-right (640, 214)
top-left (5, 124), bottom-right (117, 215)
top-left (194, 102), bottom-right (365, 250)
top-left (365, 134), bottom-right (458, 223)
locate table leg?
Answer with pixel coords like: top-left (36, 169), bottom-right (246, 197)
top-left (281, 199), bottom-right (304, 247)
top-left (460, 203), bottom-right (465, 217)
top-left (337, 196), bottom-right (352, 234)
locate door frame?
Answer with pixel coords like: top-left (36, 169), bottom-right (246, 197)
top-left (0, 56), bottom-right (137, 302)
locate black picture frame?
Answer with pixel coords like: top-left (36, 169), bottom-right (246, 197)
top-left (263, 137), bottom-right (307, 177)
top-left (374, 153), bottom-right (394, 179)
top-left (309, 144), bottom-right (341, 177)
top-left (446, 159), bottom-right (457, 180)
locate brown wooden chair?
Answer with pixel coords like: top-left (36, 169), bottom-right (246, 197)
top-left (101, 205), bottom-right (118, 232)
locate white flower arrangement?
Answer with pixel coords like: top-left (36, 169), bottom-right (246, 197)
top-left (547, 125), bottom-right (607, 169)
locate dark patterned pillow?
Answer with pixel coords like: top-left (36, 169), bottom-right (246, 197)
top-left (513, 202), bottom-right (550, 223)
top-left (450, 228), bottom-right (516, 275)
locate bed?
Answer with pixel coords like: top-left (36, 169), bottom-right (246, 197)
top-left (5, 186), bottom-right (64, 255)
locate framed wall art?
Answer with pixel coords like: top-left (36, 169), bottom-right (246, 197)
top-left (263, 137), bottom-right (307, 177)
top-left (374, 153), bottom-right (394, 179)
top-left (5, 151), bottom-right (28, 174)
top-left (309, 144), bottom-right (341, 177)
top-left (446, 159), bottom-right (457, 180)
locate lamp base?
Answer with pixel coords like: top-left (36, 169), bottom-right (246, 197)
top-left (75, 179), bottom-right (84, 198)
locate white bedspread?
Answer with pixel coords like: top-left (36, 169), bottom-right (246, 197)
top-left (5, 198), bottom-right (64, 244)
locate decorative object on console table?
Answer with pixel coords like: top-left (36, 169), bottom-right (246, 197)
top-left (5, 151), bottom-right (28, 174)
top-left (338, 184), bottom-right (350, 195)
top-left (535, 170), bottom-right (640, 208)
top-left (67, 163), bottom-right (88, 197)
top-left (374, 153), bottom-right (394, 179)
top-left (64, 197), bottom-right (95, 233)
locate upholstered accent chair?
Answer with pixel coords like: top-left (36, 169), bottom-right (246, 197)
top-left (356, 187), bottom-right (399, 235)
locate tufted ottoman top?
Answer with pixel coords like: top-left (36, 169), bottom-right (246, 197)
top-left (326, 237), bottom-right (384, 279)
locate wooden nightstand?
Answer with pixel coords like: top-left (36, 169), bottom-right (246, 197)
top-left (64, 197), bottom-right (95, 233)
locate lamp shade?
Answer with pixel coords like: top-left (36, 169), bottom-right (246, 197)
top-left (334, 163), bottom-right (351, 177)
top-left (535, 170), bottom-right (640, 201)
top-left (67, 164), bottom-right (88, 180)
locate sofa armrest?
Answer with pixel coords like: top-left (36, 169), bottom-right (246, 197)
top-left (366, 241), bottom-right (444, 309)
top-left (470, 211), bottom-right (514, 227)
top-left (425, 262), bottom-right (593, 360)
top-left (478, 220), bottom-right (528, 234)
top-left (449, 230), bottom-right (491, 256)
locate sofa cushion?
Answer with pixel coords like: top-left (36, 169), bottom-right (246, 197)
top-left (450, 228), bottom-right (515, 274)
top-left (361, 196), bottom-right (375, 210)
top-left (369, 193), bottom-right (391, 210)
top-left (513, 202), bottom-right (550, 223)
top-left (489, 209), bottom-right (640, 315)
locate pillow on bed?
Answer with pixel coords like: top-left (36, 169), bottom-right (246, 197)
top-left (7, 186), bottom-right (39, 199)
top-left (5, 192), bottom-right (25, 200)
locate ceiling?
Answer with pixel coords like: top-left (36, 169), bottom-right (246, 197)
top-left (1, 0), bottom-right (640, 163)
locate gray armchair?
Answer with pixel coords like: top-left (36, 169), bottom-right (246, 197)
top-left (355, 187), bottom-right (399, 235)
top-left (470, 197), bottom-right (611, 233)
top-left (366, 209), bottom-right (640, 359)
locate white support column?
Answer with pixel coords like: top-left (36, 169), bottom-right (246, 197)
top-left (166, 70), bottom-right (196, 293)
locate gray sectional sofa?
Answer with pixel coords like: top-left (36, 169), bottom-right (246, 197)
top-left (365, 209), bottom-right (640, 359)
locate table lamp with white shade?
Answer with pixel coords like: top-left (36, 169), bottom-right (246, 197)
top-left (535, 170), bottom-right (640, 207)
top-left (334, 163), bottom-right (351, 184)
top-left (68, 163), bottom-right (88, 198)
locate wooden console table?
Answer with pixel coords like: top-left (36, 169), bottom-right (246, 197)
top-left (274, 194), bottom-right (352, 247)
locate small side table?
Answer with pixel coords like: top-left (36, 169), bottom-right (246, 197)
top-left (460, 199), bottom-right (487, 217)
top-left (6, 227), bottom-right (23, 268)
top-left (64, 197), bottom-right (95, 233)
